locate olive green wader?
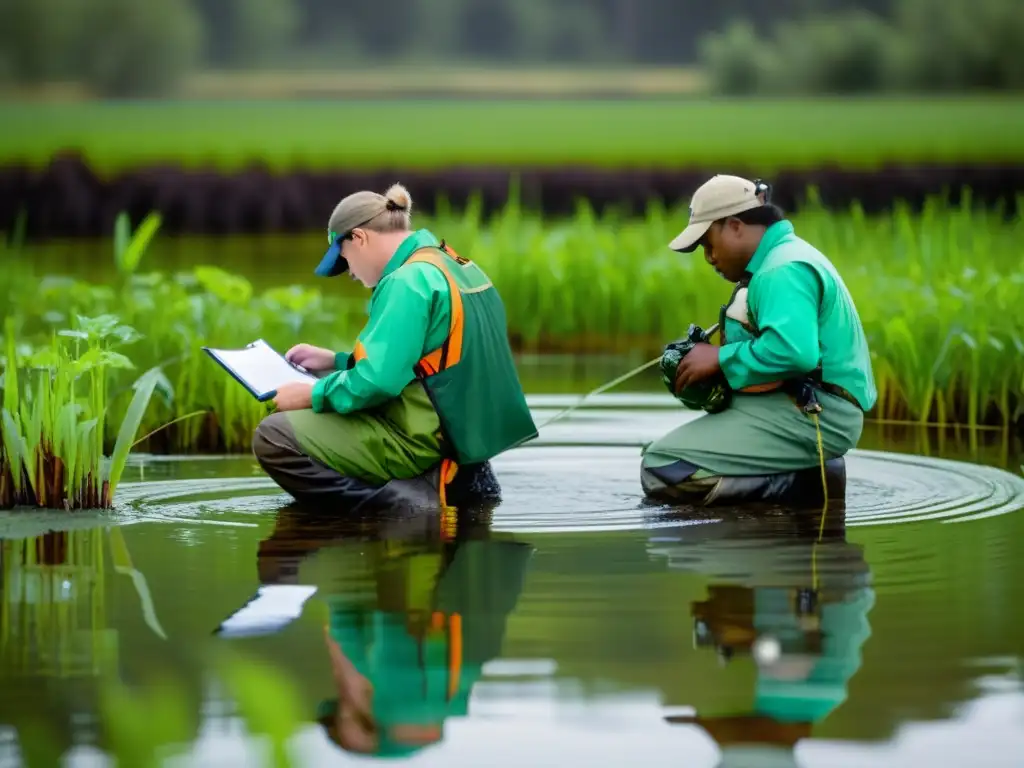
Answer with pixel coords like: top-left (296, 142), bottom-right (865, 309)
top-left (253, 241), bottom-right (537, 511)
top-left (641, 282), bottom-right (864, 508)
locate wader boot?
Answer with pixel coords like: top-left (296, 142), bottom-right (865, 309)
top-left (252, 411), bottom-right (501, 514)
top-left (641, 456), bottom-right (847, 509)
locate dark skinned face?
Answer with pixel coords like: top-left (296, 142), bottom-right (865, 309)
top-left (700, 217), bottom-right (760, 283)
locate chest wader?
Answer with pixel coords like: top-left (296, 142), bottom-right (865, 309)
top-left (253, 242), bottom-right (534, 514)
top-left (641, 277), bottom-right (859, 509)
top-left (339, 242), bottom-right (536, 513)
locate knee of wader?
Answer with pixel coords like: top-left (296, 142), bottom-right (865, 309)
top-left (641, 459), bottom-right (715, 504)
top-left (251, 412), bottom-right (294, 463)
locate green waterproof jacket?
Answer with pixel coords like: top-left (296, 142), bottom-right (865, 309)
top-left (717, 220), bottom-right (878, 412)
top-left (311, 229), bottom-right (538, 465)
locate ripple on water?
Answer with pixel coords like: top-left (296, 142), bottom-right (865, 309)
top-left (114, 444), bottom-right (1024, 533)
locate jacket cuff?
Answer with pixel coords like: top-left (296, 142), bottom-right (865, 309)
top-left (334, 351), bottom-right (351, 370)
top-left (311, 377), bottom-right (329, 413)
top-left (717, 342), bottom-right (747, 390)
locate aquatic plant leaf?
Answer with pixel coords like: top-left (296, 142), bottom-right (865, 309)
top-left (1, 409), bottom-right (27, 496)
top-left (113, 211), bottom-right (130, 268)
top-left (98, 351), bottom-right (136, 371)
top-left (77, 418), bottom-right (99, 499)
top-left (129, 272), bottom-right (165, 288)
top-left (112, 324), bottom-right (143, 345)
top-left (75, 313), bottom-right (122, 340)
top-left (146, 368), bottom-right (175, 408)
top-left (117, 212), bottom-right (162, 276)
top-left (106, 367), bottom-right (162, 495)
top-left (194, 266), bottom-right (253, 306)
top-left (2, 323), bottom-right (17, 415)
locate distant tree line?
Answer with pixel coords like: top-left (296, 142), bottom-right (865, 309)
top-left (0, 0), bottom-right (1019, 97)
top-left (701, 0), bottom-right (1024, 94)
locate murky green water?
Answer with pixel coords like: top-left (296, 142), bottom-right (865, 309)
top-left (1, 394), bottom-right (1023, 767)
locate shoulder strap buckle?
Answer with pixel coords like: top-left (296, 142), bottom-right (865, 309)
top-left (439, 239), bottom-right (470, 265)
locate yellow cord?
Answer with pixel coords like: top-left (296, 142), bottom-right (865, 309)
top-left (811, 412), bottom-right (828, 592)
top-left (813, 412), bottom-right (828, 541)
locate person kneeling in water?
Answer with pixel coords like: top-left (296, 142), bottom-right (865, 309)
top-left (253, 183), bottom-right (538, 511)
top-left (641, 175), bottom-right (878, 506)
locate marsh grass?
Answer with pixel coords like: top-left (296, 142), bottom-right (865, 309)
top-left (2, 194), bottom-right (1022, 458)
top-left (0, 315), bottom-right (164, 510)
top-left (437, 191), bottom-right (1024, 429)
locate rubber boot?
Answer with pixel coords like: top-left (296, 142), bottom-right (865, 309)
top-left (642, 458), bottom-right (847, 508)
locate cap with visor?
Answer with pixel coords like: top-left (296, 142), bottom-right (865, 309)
top-left (669, 175), bottom-right (768, 253)
top-left (314, 191), bottom-right (406, 278)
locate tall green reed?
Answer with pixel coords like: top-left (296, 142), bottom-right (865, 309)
top-left (2, 194), bottom-right (1022, 453)
top-left (0, 314), bottom-right (163, 509)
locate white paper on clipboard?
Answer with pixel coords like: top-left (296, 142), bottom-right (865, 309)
top-left (204, 339), bottom-right (317, 400)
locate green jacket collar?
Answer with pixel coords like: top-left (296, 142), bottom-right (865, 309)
top-left (745, 220), bottom-right (795, 275)
top-left (379, 229), bottom-right (441, 283)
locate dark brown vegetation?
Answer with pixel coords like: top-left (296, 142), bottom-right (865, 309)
top-left (2, 153), bottom-right (1022, 239)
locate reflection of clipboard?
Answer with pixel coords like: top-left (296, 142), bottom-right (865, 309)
top-left (213, 585), bottom-right (319, 638)
top-left (202, 339), bottom-right (317, 402)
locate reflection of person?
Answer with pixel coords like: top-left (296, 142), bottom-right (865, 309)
top-left (649, 510), bottom-right (874, 767)
top-left (251, 183), bottom-right (537, 511)
top-left (254, 505), bottom-right (534, 759)
top-left (641, 174), bottom-right (877, 507)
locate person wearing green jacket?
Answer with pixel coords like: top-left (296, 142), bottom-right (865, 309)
top-left (642, 174), bottom-right (878, 506)
top-left (252, 183), bottom-right (538, 510)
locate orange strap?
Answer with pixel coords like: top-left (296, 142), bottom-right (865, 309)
top-left (448, 612), bottom-right (463, 700)
top-left (407, 248), bottom-right (465, 376)
top-left (739, 381), bottom-right (784, 393)
top-left (438, 457), bottom-right (459, 512)
top-left (427, 611), bottom-right (463, 701)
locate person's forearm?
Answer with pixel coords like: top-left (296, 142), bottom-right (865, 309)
top-left (717, 263), bottom-right (821, 390)
top-left (718, 333), bottom-right (819, 389)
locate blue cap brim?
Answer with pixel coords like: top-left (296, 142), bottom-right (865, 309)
top-left (314, 238), bottom-right (348, 277)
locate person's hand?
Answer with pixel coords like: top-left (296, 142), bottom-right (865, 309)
top-left (273, 381), bottom-right (314, 411)
top-left (674, 343), bottom-right (722, 393)
top-left (285, 343), bottom-right (336, 372)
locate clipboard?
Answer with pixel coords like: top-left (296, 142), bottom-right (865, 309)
top-left (202, 338), bottom-right (318, 402)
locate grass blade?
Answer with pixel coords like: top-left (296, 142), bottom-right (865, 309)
top-left (106, 367), bottom-right (161, 496)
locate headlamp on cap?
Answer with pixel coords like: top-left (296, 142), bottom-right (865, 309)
top-left (752, 179), bottom-right (772, 205)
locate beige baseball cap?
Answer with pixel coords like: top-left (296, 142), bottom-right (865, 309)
top-left (669, 174), bottom-right (764, 252)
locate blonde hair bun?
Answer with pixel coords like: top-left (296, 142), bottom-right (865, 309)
top-left (384, 183), bottom-right (412, 213)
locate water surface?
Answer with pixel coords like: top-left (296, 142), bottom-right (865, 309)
top-left (1, 397), bottom-right (1022, 767)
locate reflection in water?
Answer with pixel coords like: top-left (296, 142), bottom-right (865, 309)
top-left (0, 529), bottom-right (114, 678)
top-left (648, 507), bottom-right (874, 767)
top-left (218, 504), bottom-right (535, 760)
